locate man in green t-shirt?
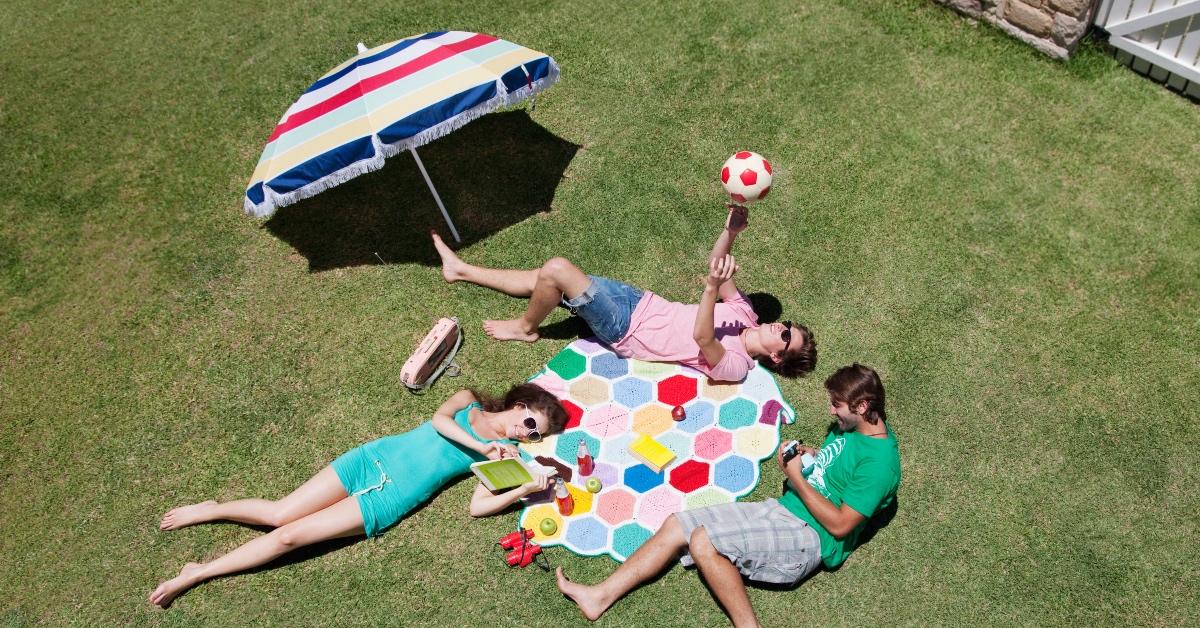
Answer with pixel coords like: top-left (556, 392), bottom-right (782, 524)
top-left (556, 364), bottom-right (901, 627)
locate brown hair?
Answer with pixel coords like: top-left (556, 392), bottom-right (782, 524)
top-left (476, 383), bottom-right (569, 435)
top-left (824, 363), bottom-right (886, 424)
top-left (758, 322), bottom-right (817, 378)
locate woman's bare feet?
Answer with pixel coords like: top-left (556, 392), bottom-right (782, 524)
top-left (149, 562), bottom-right (205, 608)
top-left (483, 319), bottom-right (540, 342)
top-left (160, 501), bottom-right (218, 531)
top-left (431, 232), bottom-right (469, 283)
top-left (556, 567), bottom-right (610, 621)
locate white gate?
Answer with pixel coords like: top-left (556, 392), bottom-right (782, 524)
top-left (1095, 0), bottom-right (1200, 96)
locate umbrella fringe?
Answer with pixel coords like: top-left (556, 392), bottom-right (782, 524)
top-left (245, 57), bottom-right (560, 218)
top-left (375, 58), bottom-right (560, 159)
top-left (243, 153), bottom-right (386, 217)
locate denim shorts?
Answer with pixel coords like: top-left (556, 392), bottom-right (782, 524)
top-left (562, 275), bottom-right (644, 345)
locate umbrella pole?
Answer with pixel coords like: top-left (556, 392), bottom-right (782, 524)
top-left (409, 148), bottom-right (462, 243)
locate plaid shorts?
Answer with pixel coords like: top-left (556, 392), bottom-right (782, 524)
top-left (675, 498), bottom-right (823, 585)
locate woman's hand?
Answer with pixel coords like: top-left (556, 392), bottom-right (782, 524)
top-left (519, 472), bottom-right (553, 496)
top-left (706, 254), bottom-right (738, 289)
top-left (481, 442), bottom-right (519, 461)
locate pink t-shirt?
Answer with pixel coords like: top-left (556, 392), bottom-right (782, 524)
top-left (611, 290), bottom-right (759, 382)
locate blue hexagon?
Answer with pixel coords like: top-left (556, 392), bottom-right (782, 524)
top-left (612, 522), bottom-right (654, 560)
top-left (556, 431), bottom-right (602, 465)
top-left (676, 400), bottom-right (716, 433)
top-left (613, 377), bottom-right (653, 408)
top-left (605, 433), bottom-right (639, 467)
top-left (591, 353), bottom-right (629, 380)
top-left (714, 455), bottom-right (755, 493)
top-left (740, 367), bottom-right (780, 402)
top-left (718, 398), bottom-right (757, 430)
top-left (565, 516), bottom-right (610, 552)
top-left (657, 431), bottom-right (692, 461)
top-left (624, 464), bottom-right (665, 493)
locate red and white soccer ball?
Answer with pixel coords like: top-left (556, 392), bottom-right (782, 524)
top-left (720, 151), bottom-right (773, 204)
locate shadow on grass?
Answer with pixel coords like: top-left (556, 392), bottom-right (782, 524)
top-left (746, 292), bottom-right (782, 324)
top-left (263, 110), bottom-right (580, 272)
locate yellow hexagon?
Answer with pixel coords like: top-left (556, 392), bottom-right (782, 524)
top-left (700, 377), bottom-right (739, 402)
top-left (565, 481), bottom-right (594, 515)
top-left (630, 360), bottom-right (675, 378)
top-left (632, 405), bottom-right (675, 437)
top-left (569, 376), bottom-right (611, 407)
top-left (519, 437), bottom-right (557, 459)
top-left (734, 425), bottom-right (778, 458)
top-left (524, 503), bottom-right (563, 542)
top-left (687, 487), bottom-right (732, 509)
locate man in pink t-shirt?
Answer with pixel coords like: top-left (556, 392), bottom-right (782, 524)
top-left (432, 205), bottom-right (816, 382)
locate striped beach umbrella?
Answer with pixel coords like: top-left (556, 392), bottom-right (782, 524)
top-left (244, 31), bottom-right (560, 241)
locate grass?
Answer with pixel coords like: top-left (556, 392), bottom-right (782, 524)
top-left (1, 0), bottom-right (1198, 625)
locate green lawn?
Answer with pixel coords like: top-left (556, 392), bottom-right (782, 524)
top-left (2, 0), bottom-right (1197, 625)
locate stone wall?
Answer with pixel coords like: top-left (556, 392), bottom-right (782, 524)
top-left (936, 0), bottom-right (1100, 59)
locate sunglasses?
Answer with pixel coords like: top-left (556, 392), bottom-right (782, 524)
top-left (781, 321), bottom-right (795, 352)
top-left (521, 415), bottom-right (542, 443)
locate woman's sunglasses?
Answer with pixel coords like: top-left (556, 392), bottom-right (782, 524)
top-left (521, 416), bottom-right (542, 443)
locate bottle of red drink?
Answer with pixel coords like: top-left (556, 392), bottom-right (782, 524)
top-left (576, 440), bottom-right (594, 476)
top-left (554, 477), bottom-right (575, 516)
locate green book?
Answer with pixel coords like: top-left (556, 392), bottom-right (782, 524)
top-left (470, 458), bottom-right (537, 491)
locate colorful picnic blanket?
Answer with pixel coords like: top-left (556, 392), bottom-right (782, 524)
top-left (516, 338), bottom-right (795, 562)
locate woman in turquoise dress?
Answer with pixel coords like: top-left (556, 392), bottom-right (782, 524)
top-left (150, 383), bottom-right (568, 608)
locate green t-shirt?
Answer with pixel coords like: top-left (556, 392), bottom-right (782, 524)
top-left (779, 425), bottom-right (901, 568)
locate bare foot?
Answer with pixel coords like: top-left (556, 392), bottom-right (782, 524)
top-left (160, 500), bottom-right (218, 531)
top-left (483, 319), bottom-right (539, 342)
top-left (556, 567), bottom-right (609, 621)
top-left (431, 232), bottom-right (468, 283)
top-left (149, 562), bottom-right (205, 609)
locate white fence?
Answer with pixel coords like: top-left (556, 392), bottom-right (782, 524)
top-left (1094, 0), bottom-right (1200, 96)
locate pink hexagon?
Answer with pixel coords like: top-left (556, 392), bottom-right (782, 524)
top-left (739, 168), bottom-right (758, 187)
top-left (597, 489), bottom-right (636, 525)
top-left (657, 374), bottom-right (698, 407)
top-left (582, 404), bottom-right (631, 439)
top-left (529, 372), bottom-right (568, 399)
top-left (636, 486), bottom-right (682, 530)
top-left (669, 460), bottom-right (711, 493)
top-left (695, 428), bottom-right (733, 460)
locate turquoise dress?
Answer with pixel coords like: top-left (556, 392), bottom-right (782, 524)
top-left (331, 402), bottom-right (514, 537)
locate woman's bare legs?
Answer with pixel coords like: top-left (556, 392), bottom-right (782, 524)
top-left (160, 466), bottom-right (347, 531)
top-left (150, 496), bottom-right (364, 608)
top-left (432, 233), bottom-right (592, 342)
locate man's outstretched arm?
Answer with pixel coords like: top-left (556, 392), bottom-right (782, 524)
top-left (707, 204), bottom-right (748, 302)
top-left (694, 254), bottom-right (737, 369)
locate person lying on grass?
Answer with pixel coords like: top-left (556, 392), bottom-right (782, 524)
top-left (433, 204), bottom-right (816, 383)
top-left (150, 383), bottom-right (567, 609)
top-left (556, 364), bottom-right (901, 627)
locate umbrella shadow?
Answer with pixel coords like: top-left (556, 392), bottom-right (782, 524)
top-left (262, 110), bottom-right (580, 272)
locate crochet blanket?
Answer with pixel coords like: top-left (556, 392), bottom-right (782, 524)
top-left (516, 338), bottom-right (794, 562)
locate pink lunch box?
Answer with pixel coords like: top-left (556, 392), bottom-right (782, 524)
top-left (400, 317), bottom-right (463, 391)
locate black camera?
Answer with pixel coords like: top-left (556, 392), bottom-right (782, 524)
top-left (781, 440), bottom-right (802, 464)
